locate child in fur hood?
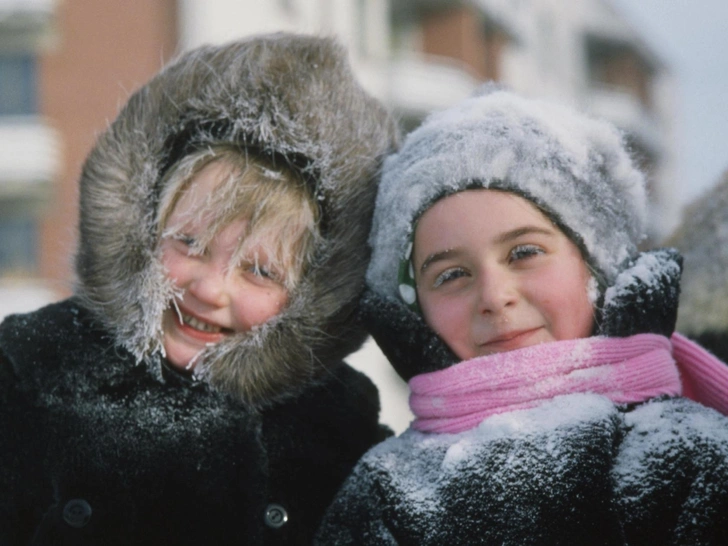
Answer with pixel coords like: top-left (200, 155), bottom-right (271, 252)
top-left (0, 34), bottom-right (398, 545)
top-left (315, 88), bottom-right (728, 545)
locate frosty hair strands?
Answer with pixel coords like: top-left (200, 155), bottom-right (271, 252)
top-left (157, 145), bottom-right (320, 290)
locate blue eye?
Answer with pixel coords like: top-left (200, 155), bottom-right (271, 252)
top-left (179, 235), bottom-right (196, 247)
top-left (432, 267), bottom-right (468, 288)
top-left (165, 233), bottom-right (199, 255)
top-left (254, 265), bottom-right (275, 280)
top-left (242, 261), bottom-right (282, 283)
top-left (509, 244), bottom-right (544, 262)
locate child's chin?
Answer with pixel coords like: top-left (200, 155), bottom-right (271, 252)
top-left (164, 343), bottom-right (204, 374)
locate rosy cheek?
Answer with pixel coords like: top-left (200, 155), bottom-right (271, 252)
top-left (422, 296), bottom-right (458, 333)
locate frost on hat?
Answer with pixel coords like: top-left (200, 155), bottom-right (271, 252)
top-left (367, 89), bottom-right (647, 302)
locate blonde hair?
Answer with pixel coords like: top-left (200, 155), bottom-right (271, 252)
top-left (157, 145), bottom-right (319, 289)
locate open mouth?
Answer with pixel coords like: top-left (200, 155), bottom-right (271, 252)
top-left (173, 306), bottom-right (234, 335)
top-left (182, 313), bottom-right (223, 333)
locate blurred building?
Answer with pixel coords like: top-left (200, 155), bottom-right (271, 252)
top-left (0, 0), bottom-right (677, 432)
top-left (0, 0), bottom-right (178, 315)
top-left (0, 0), bottom-right (57, 315)
top-left (390, 0), bottom-right (678, 239)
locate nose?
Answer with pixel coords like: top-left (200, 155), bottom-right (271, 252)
top-left (476, 266), bottom-right (518, 315)
top-left (187, 260), bottom-right (231, 308)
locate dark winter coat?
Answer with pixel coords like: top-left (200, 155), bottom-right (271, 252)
top-left (0, 33), bottom-right (399, 544)
top-left (668, 170), bottom-right (728, 362)
top-left (316, 394), bottom-right (728, 545)
top-left (0, 299), bottom-right (386, 545)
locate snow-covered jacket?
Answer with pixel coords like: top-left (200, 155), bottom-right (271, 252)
top-left (317, 393), bottom-right (728, 545)
top-left (668, 170), bottom-right (728, 362)
top-left (0, 34), bottom-right (398, 544)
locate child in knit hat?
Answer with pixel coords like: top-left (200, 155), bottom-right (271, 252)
top-left (316, 88), bottom-right (728, 545)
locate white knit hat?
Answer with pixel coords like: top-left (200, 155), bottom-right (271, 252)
top-left (367, 88), bottom-right (647, 303)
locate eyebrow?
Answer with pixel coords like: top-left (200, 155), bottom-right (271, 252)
top-left (496, 225), bottom-right (555, 244)
top-left (419, 248), bottom-right (460, 275)
top-left (418, 225), bottom-right (556, 275)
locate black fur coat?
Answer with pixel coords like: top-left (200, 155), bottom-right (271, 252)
top-left (0, 300), bottom-right (387, 545)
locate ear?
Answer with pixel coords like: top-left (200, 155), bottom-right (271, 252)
top-left (358, 289), bottom-right (459, 381)
top-left (598, 248), bottom-right (683, 338)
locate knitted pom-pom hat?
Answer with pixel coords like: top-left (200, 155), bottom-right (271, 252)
top-left (366, 87), bottom-right (647, 306)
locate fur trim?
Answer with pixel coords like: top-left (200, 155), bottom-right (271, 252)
top-left (74, 33), bottom-right (399, 407)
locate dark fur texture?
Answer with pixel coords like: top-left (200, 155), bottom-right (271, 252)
top-left (73, 34), bottom-right (399, 407)
top-left (0, 300), bottom-right (390, 545)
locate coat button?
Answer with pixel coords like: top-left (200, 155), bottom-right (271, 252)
top-left (264, 503), bottom-right (288, 528)
top-left (62, 499), bottom-right (93, 528)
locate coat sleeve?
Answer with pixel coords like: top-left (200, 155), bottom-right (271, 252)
top-left (667, 412), bottom-right (728, 546)
top-left (314, 461), bottom-right (398, 545)
top-left (615, 399), bottom-right (728, 545)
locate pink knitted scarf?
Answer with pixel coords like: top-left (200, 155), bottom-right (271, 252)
top-left (409, 333), bottom-right (728, 434)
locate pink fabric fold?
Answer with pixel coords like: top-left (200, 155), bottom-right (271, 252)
top-left (672, 332), bottom-right (728, 414)
top-left (408, 333), bottom-right (728, 434)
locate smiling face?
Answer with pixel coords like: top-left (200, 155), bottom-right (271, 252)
top-left (159, 161), bottom-right (292, 373)
top-left (413, 189), bottom-right (595, 361)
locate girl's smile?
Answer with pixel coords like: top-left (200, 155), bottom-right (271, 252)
top-left (170, 301), bottom-right (232, 338)
top-left (478, 327), bottom-right (544, 353)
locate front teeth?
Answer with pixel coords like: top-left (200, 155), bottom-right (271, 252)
top-left (182, 314), bottom-right (222, 333)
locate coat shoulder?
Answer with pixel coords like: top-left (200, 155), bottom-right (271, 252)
top-left (0, 299), bottom-right (123, 391)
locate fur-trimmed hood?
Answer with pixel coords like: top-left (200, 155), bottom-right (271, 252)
top-left (74, 33), bottom-right (399, 407)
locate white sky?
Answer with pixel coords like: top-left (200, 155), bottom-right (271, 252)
top-left (611, 0), bottom-right (728, 208)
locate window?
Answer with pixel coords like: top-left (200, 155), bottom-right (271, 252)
top-left (0, 54), bottom-right (37, 116)
top-left (586, 37), bottom-right (653, 107)
top-left (0, 214), bottom-right (37, 275)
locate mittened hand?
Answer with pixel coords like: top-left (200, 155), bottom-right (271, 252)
top-left (599, 248), bottom-right (683, 338)
top-left (358, 289), bottom-right (459, 381)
